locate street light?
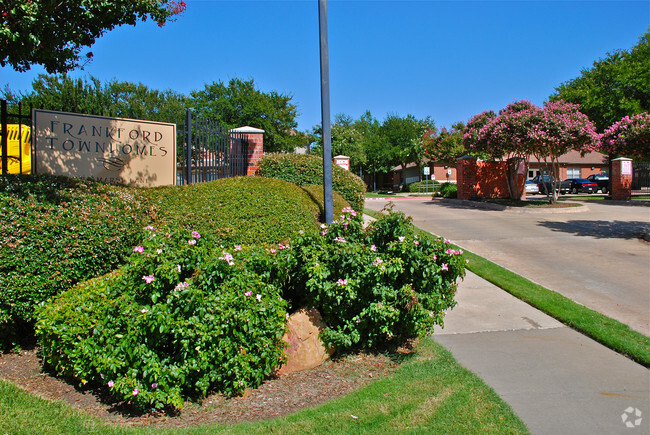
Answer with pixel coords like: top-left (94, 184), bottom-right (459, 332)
top-left (318, 0), bottom-right (333, 224)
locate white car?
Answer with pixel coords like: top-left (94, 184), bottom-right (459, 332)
top-left (525, 180), bottom-right (539, 194)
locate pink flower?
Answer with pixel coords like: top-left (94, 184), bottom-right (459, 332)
top-left (321, 230), bottom-right (328, 236)
top-left (234, 245), bottom-right (242, 251)
top-left (151, 383), bottom-right (158, 389)
top-left (142, 275), bottom-right (155, 284)
top-left (270, 247), bottom-right (277, 254)
top-left (144, 226), bottom-right (155, 231)
top-left (191, 231), bottom-right (201, 239)
top-left (370, 244), bottom-right (377, 252)
top-left (132, 388), bottom-right (139, 396)
top-left (256, 294), bottom-right (262, 302)
top-left (414, 240), bottom-right (419, 245)
top-left (337, 279), bottom-right (347, 286)
top-left (156, 249), bottom-right (163, 254)
top-left (334, 237), bottom-right (346, 243)
top-left (373, 258), bottom-right (383, 267)
top-left (219, 252), bottom-right (234, 266)
top-left (398, 236), bottom-right (405, 242)
top-left (133, 246), bottom-right (144, 253)
top-left (442, 263), bottom-right (449, 271)
top-left (378, 302), bottom-right (383, 308)
top-left (245, 291), bottom-right (252, 297)
top-left (188, 239), bottom-right (196, 245)
top-left (108, 380), bottom-right (114, 388)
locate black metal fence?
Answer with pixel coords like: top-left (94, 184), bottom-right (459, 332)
top-left (176, 110), bottom-right (250, 185)
top-left (632, 161), bottom-right (650, 199)
top-left (1, 100), bottom-right (32, 176)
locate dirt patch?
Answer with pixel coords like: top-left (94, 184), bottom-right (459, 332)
top-left (0, 347), bottom-right (399, 428)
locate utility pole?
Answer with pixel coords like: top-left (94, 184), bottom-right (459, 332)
top-left (318, 0), bottom-right (333, 223)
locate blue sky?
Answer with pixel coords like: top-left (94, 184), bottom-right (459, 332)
top-left (1, 0), bottom-right (648, 132)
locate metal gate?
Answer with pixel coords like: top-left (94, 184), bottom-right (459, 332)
top-left (632, 161), bottom-right (650, 199)
top-left (176, 110), bottom-right (250, 185)
top-left (1, 100), bottom-right (32, 176)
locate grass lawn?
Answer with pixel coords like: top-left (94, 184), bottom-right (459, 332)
top-left (364, 208), bottom-right (650, 367)
top-left (0, 339), bottom-right (528, 434)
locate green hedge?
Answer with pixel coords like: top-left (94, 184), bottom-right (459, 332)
top-left (140, 176), bottom-right (325, 246)
top-left (0, 175), bottom-right (147, 348)
top-left (438, 183), bottom-right (458, 198)
top-left (258, 153), bottom-right (366, 212)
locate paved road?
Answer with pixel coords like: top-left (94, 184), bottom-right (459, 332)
top-left (365, 198), bottom-right (650, 336)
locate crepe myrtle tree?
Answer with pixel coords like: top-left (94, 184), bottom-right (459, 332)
top-left (0, 0), bottom-right (186, 74)
top-left (531, 100), bottom-right (601, 203)
top-left (600, 113), bottom-right (650, 160)
top-left (463, 102), bottom-right (542, 200)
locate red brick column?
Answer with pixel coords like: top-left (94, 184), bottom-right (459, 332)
top-left (456, 157), bottom-right (478, 200)
top-left (231, 126), bottom-right (264, 176)
top-left (611, 158), bottom-right (633, 200)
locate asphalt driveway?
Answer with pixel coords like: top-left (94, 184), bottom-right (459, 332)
top-left (365, 198), bottom-right (650, 336)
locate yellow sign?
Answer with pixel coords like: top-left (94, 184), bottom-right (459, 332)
top-left (33, 110), bottom-right (176, 187)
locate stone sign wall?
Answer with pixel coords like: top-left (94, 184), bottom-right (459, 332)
top-left (33, 110), bottom-right (176, 187)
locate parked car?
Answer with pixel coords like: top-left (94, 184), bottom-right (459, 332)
top-left (560, 178), bottom-right (599, 194)
top-left (525, 180), bottom-right (539, 194)
top-left (530, 174), bottom-right (558, 195)
top-left (586, 173), bottom-right (609, 193)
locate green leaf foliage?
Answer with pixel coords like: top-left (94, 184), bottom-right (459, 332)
top-left (36, 228), bottom-right (289, 410)
top-left (191, 78), bottom-right (303, 153)
top-left (258, 153), bottom-right (367, 212)
top-left (284, 206), bottom-right (465, 350)
top-left (140, 176), bottom-right (330, 246)
top-left (0, 175), bottom-right (147, 348)
top-left (0, 1), bottom-right (184, 74)
top-left (551, 29), bottom-right (650, 132)
top-left (36, 207), bottom-right (465, 410)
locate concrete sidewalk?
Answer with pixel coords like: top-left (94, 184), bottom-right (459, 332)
top-left (433, 271), bottom-right (649, 435)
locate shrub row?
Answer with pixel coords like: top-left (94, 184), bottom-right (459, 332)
top-left (1, 175), bottom-right (347, 349)
top-left (37, 206), bottom-right (465, 410)
top-left (0, 175), bottom-right (147, 348)
top-left (257, 153), bottom-right (366, 212)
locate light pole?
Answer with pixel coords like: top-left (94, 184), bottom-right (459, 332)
top-left (318, 0), bottom-right (333, 223)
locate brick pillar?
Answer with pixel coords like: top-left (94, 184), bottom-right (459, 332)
top-left (611, 158), bottom-right (633, 200)
top-left (230, 126), bottom-right (264, 176)
top-left (456, 156), bottom-right (478, 200)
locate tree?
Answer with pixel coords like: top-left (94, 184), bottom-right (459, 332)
top-left (532, 100), bottom-right (600, 202)
top-left (600, 113), bottom-right (650, 159)
top-left (550, 29), bottom-right (650, 132)
top-left (467, 101), bottom-right (543, 200)
top-left (311, 113), bottom-right (367, 172)
top-left (0, 1), bottom-right (186, 74)
top-left (191, 78), bottom-right (299, 153)
top-left (380, 114), bottom-right (434, 186)
top-left (425, 121), bottom-right (481, 163)
top-left (3, 74), bottom-right (187, 123)
top-left (463, 101), bottom-right (599, 203)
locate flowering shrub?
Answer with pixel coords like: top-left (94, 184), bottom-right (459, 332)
top-left (0, 175), bottom-right (146, 349)
top-left (283, 205), bottom-right (465, 349)
top-left (36, 205), bottom-right (464, 410)
top-left (36, 228), bottom-right (288, 410)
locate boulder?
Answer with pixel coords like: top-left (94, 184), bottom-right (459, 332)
top-left (277, 307), bottom-right (334, 375)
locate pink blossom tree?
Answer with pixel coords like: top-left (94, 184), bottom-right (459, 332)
top-left (532, 100), bottom-right (601, 202)
top-left (464, 102), bottom-right (542, 200)
top-left (600, 113), bottom-right (650, 159)
top-left (463, 100), bottom-right (599, 203)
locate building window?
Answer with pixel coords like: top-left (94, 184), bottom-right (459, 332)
top-left (567, 167), bottom-right (580, 179)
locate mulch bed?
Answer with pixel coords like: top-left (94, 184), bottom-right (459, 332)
top-left (0, 347), bottom-right (399, 429)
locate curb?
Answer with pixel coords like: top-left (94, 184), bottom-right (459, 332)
top-left (438, 198), bottom-right (589, 213)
